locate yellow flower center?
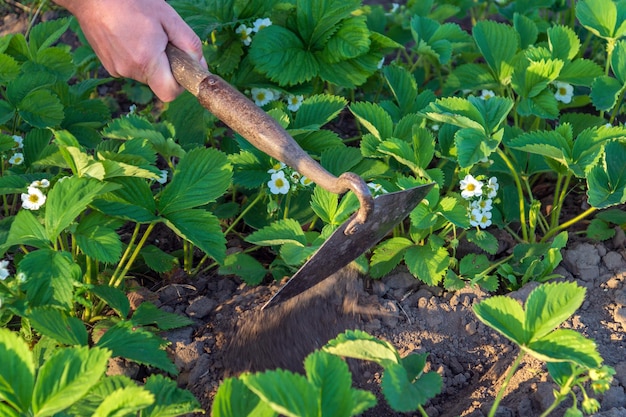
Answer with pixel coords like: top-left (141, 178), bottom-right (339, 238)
top-left (275, 178), bottom-right (285, 187)
top-left (28, 194), bottom-right (40, 203)
top-left (558, 87), bottom-right (567, 95)
top-left (466, 183), bottom-right (475, 191)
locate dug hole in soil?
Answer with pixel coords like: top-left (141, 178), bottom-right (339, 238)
top-left (116, 231), bottom-right (626, 417)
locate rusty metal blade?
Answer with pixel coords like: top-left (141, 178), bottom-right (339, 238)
top-left (262, 183), bottom-right (435, 309)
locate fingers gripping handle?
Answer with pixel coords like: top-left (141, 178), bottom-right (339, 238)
top-left (165, 44), bottom-right (374, 231)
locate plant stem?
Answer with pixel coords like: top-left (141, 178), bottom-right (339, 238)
top-left (488, 351), bottom-right (525, 417)
top-left (109, 223), bottom-right (141, 286)
top-left (541, 206), bottom-right (597, 243)
top-left (112, 222), bottom-right (155, 288)
top-left (417, 404), bottom-right (429, 417)
top-left (550, 173), bottom-right (572, 230)
top-left (496, 148), bottom-right (529, 242)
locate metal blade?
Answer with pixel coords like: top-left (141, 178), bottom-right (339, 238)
top-left (262, 183), bottom-right (434, 309)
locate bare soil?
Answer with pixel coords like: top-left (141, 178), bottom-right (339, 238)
top-left (140, 235), bottom-right (626, 417)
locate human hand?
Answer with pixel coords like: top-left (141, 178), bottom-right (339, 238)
top-left (54, 0), bottom-right (207, 102)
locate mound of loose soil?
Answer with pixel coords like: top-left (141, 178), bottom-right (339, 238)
top-left (117, 235), bottom-right (626, 417)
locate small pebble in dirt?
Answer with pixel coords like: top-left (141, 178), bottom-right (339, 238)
top-left (601, 386), bottom-right (626, 409)
top-left (465, 321), bottom-right (478, 335)
top-left (564, 243), bottom-right (601, 282)
top-left (603, 251), bottom-right (625, 271)
top-left (186, 296), bottom-right (218, 319)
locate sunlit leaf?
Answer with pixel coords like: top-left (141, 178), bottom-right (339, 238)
top-left (473, 296), bottom-right (528, 344)
top-left (0, 328), bottom-right (34, 413)
top-left (32, 346), bottom-right (110, 416)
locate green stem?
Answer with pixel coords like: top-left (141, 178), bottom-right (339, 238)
top-left (496, 148), bottom-right (529, 242)
top-left (488, 351), bottom-right (525, 417)
top-left (109, 223), bottom-right (141, 287)
top-left (540, 206), bottom-right (597, 243)
top-left (417, 404), bottom-right (429, 417)
top-left (111, 222), bottom-right (155, 288)
top-left (193, 192), bottom-right (265, 274)
top-left (551, 173), bottom-right (572, 230)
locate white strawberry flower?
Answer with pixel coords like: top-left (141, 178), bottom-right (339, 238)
top-left (21, 186), bottom-right (46, 210)
top-left (460, 174), bottom-right (483, 199)
top-left (252, 18), bottom-right (272, 32)
top-left (554, 81), bottom-right (574, 104)
top-left (251, 87), bottom-right (275, 106)
top-left (236, 24), bottom-right (253, 46)
top-left (268, 171), bottom-right (290, 194)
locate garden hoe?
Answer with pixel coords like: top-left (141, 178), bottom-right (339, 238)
top-left (166, 44), bottom-right (433, 308)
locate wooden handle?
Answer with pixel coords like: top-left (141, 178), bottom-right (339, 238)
top-left (166, 44), bottom-right (373, 231)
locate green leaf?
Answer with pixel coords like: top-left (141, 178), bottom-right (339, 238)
top-left (559, 59), bottom-right (604, 86)
top-left (517, 89), bottom-right (560, 119)
top-left (75, 212), bottom-right (122, 264)
top-left (611, 40), bottom-right (626, 83)
top-left (141, 374), bottom-right (203, 417)
top-left (527, 329), bottom-right (602, 368)
top-left (586, 218), bottom-right (615, 240)
top-left (369, 237), bottom-right (414, 279)
top-left (28, 18), bottom-right (71, 53)
top-left (508, 129), bottom-right (572, 167)
top-left (28, 307), bottom-right (88, 346)
top-left (291, 94), bottom-right (347, 130)
top-left (466, 229), bottom-right (499, 254)
top-left (438, 195), bottom-right (470, 228)
top-left (405, 242), bottom-right (450, 286)
top-left (20, 250), bottom-right (81, 309)
top-left (91, 285), bottom-right (131, 319)
top-left (245, 218), bottom-right (307, 247)
top-left (590, 75), bottom-right (623, 111)
top-left (91, 177), bottom-right (159, 223)
top-left (410, 16), bottom-right (452, 64)
top-left (383, 66), bottom-right (418, 114)
top-left (242, 369), bottom-right (318, 417)
top-left (514, 13), bottom-right (538, 49)
top-left (311, 186), bottom-right (339, 225)
top-left (576, 0), bottom-right (626, 40)
top-left (350, 101), bottom-right (394, 140)
top-left (32, 47), bottom-right (75, 81)
top-left (381, 362), bottom-right (442, 412)
top-left (473, 296), bottom-right (528, 345)
top-left (586, 140), bottom-right (626, 208)
top-left (472, 20), bottom-right (519, 83)
top-left (459, 254), bottom-right (491, 278)
top-left (304, 351), bottom-right (353, 417)
top-left (218, 252), bottom-right (267, 285)
top-left (140, 245), bottom-right (178, 274)
top-left (512, 58), bottom-right (563, 98)
top-left (1, 209), bottom-right (50, 255)
top-left (378, 138), bottom-right (420, 173)
top-left (0, 53), bottom-right (20, 83)
top-left (157, 147), bottom-right (231, 215)
top-left (548, 25), bottom-right (580, 61)
top-left (93, 385), bottom-right (154, 417)
top-left (0, 100), bottom-right (15, 125)
top-left (525, 282), bottom-right (586, 341)
top-left (296, 0), bottom-right (361, 49)
top-left (443, 63), bottom-right (498, 94)
top-left (18, 89), bottom-right (64, 128)
top-left (324, 16), bottom-right (370, 63)
top-left (163, 209), bottom-right (226, 264)
top-left (422, 96), bottom-right (486, 132)
top-left (324, 329), bottom-right (400, 364)
top-left (32, 346), bottom-right (110, 417)
top-left (249, 25), bottom-right (318, 86)
top-left (455, 127), bottom-right (501, 168)
top-left (45, 176), bottom-right (113, 242)
top-left (131, 302), bottom-right (193, 331)
top-left (96, 321), bottom-right (176, 375)
top-left (0, 328), bottom-right (34, 413)
top-left (321, 146), bottom-right (362, 176)
top-left (212, 377), bottom-right (275, 417)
